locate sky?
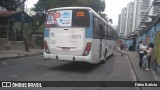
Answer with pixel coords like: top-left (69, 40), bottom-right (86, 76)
top-left (26, 0), bottom-right (134, 26)
top-left (25, 0), bottom-right (38, 9)
top-left (104, 0), bottom-right (134, 26)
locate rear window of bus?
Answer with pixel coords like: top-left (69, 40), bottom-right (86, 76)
top-left (46, 9), bottom-right (90, 28)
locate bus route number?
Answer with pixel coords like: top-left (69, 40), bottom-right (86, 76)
top-left (76, 12), bottom-right (85, 17)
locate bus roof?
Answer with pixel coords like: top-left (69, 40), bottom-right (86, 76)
top-left (48, 7), bottom-right (91, 11)
top-left (48, 7), bottom-right (115, 31)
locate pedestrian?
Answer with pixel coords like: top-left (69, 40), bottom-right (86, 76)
top-left (142, 51), bottom-right (148, 70)
top-left (120, 41), bottom-right (124, 56)
top-left (138, 41), bottom-right (148, 69)
top-left (145, 43), bottom-right (154, 70)
top-left (137, 41), bottom-right (141, 53)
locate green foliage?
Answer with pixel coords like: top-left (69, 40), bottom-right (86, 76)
top-left (0, 0), bottom-right (26, 11)
top-left (33, 0), bottom-right (57, 14)
top-left (33, 0), bottom-right (106, 13)
top-left (90, 0), bottom-right (106, 13)
top-left (32, 0), bottom-right (106, 24)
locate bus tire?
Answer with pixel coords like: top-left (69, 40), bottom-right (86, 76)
top-left (111, 53), bottom-right (114, 56)
top-left (111, 51), bottom-right (114, 56)
top-left (101, 59), bottom-right (105, 64)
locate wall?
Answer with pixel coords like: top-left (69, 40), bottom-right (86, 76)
top-left (137, 19), bottom-right (160, 65)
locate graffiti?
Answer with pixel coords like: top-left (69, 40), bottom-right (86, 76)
top-left (154, 31), bottom-right (160, 65)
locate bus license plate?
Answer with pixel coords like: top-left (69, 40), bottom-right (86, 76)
top-left (62, 47), bottom-right (70, 51)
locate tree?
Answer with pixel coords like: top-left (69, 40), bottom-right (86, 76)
top-left (31, 0), bottom-right (106, 38)
top-left (33, 0), bottom-right (106, 14)
top-left (109, 19), bottom-right (113, 24)
top-left (0, 0), bottom-right (26, 11)
top-left (32, 0), bottom-right (106, 29)
top-left (100, 13), bottom-right (113, 23)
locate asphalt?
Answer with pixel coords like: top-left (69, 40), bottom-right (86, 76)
top-left (0, 48), bottom-right (160, 81)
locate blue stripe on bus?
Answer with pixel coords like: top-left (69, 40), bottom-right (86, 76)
top-left (44, 29), bottom-right (49, 37)
top-left (85, 13), bottom-right (93, 38)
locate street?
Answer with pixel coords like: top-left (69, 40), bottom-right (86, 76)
top-left (0, 52), bottom-right (159, 90)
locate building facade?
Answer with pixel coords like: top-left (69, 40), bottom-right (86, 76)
top-left (119, 7), bottom-right (127, 37)
top-left (132, 0), bottom-right (150, 32)
top-left (117, 14), bottom-right (121, 36)
top-left (125, 2), bottom-right (134, 36)
top-left (149, 0), bottom-right (160, 16)
top-left (132, 0), bottom-right (141, 32)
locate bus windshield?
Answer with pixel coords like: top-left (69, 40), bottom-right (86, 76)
top-left (46, 9), bottom-right (90, 28)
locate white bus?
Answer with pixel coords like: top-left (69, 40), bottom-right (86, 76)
top-left (44, 7), bottom-right (117, 64)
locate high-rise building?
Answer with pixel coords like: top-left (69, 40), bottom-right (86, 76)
top-left (149, 0), bottom-right (155, 15)
top-left (149, 0), bottom-right (160, 16)
top-left (132, 0), bottom-right (150, 32)
top-left (117, 14), bottom-right (121, 36)
top-left (119, 7), bottom-right (127, 36)
top-left (132, 0), bottom-right (141, 32)
top-left (125, 2), bottom-right (134, 36)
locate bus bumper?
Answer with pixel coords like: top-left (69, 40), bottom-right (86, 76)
top-left (43, 52), bottom-right (95, 63)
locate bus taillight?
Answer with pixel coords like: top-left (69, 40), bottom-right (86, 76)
top-left (44, 41), bottom-right (50, 53)
top-left (83, 42), bottom-right (92, 56)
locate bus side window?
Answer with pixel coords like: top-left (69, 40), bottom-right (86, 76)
top-left (107, 27), bottom-right (110, 39)
top-left (104, 25), bottom-right (108, 39)
top-left (110, 29), bottom-right (113, 40)
top-left (99, 24), bottom-right (104, 39)
top-left (93, 17), bottom-right (100, 39)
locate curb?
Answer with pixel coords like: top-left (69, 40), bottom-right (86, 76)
top-left (116, 51), bottom-right (139, 81)
top-left (151, 70), bottom-right (160, 81)
top-left (0, 53), bottom-right (42, 61)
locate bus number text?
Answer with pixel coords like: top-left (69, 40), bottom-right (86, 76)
top-left (76, 12), bottom-right (85, 17)
top-left (69, 35), bottom-right (81, 39)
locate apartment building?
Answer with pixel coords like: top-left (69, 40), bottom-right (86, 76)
top-left (125, 2), bottom-right (134, 36)
top-left (119, 7), bottom-right (127, 36)
top-left (132, 0), bottom-right (150, 32)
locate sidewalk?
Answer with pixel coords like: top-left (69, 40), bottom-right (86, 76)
top-left (0, 49), bottom-right (43, 60)
top-left (117, 50), bottom-right (160, 81)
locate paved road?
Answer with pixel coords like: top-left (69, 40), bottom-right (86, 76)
top-left (0, 52), bottom-right (157, 90)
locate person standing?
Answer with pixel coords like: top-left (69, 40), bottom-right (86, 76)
top-left (139, 41), bottom-right (148, 68)
top-left (142, 51), bottom-right (148, 70)
top-left (146, 43), bottom-right (154, 70)
top-left (120, 41), bottom-right (125, 56)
